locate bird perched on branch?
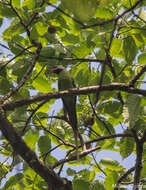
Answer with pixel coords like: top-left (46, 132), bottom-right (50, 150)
top-left (51, 65), bottom-right (85, 157)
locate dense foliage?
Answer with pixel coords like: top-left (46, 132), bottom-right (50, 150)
top-left (0, 0), bottom-right (146, 189)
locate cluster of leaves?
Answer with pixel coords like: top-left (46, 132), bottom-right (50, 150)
top-left (0, 0), bottom-right (146, 190)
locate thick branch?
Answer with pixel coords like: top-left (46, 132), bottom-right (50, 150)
top-left (0, 110), bottom-right (72, 190)
top-left (3, 83), bottom-right (146, 111)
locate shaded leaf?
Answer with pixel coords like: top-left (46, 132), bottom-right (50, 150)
top-left (120, 137), bottom-right (135, 159)
top-left (73, 179), bottom-right (90, 190)
top-left (38, 136), bottom-right (51, 154)
top-left (123, 37), bottom-right (137, 63)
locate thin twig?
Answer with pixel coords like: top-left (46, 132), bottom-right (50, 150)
top-left (91, 153), bottom-right (106, 176)
top-left (50, 146), bottom-right (101, 169)
top-left (0, 45), bottom-right (34, 71)
top-left (22, 100), bottom-right (48, 134)
top-left (129, 65), bottom-right (146, 87)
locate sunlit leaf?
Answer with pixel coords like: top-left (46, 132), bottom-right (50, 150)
top-left (122, 94), bottom-right (141, 128)
top-left (138, 53), bottom-right (146, 64)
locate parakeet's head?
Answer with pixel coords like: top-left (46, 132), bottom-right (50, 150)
top-left (51, 65), bottom-right (65, 74)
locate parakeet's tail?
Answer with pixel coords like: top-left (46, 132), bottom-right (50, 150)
top-left (73, 128), bottom-right (79, 160)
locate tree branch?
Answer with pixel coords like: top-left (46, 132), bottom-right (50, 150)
top-left (3, 83), bottom-right (146, 111)
top-left (82, 0), bottom-right (143, 29)
top-left (0, 109), bottom-right (72, 190)
top-left (129, 65), bottom-right (146, 87)
top-left (114, 167), bottom-right (135, 190)
top-left (50, 146), bottom-right (101, 169)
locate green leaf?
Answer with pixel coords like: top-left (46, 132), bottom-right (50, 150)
top-left (120, 137), bottom-right (135, 159)
top-left (24, 129), bottom-right (39, 150)
top-left (0, 5), bottom-right (16, 18)
top-left (123, 0), bottom-right (138, 8)
top-left (91, 180), bottom-right (105, 190)
top-left (22, 0), bottom-right (35, 9)
top-left (72, 42), bottom-right (93, 58)
top-left (73, 179), bottom-right (90, 190)
top-left (105, 169), bottom-right (118, 190)
top-left (12, 0), bottom-right (20, 8)
top-left (138, 53), bottom-right (146, 64)
top-left (62, 33), bottom-right (79, 45)
top-left (76, 169), bottom-right (95, 182)
top-left (61, 0), bottom-right (99, 22)
top-left (11, 59), bottom-right (30, 78)
top-left (67, 168), bottom-right (76, 176)
top-left (32, 76), bottom-right (51, 93)
top-left (35, 22), bottom-right (48, 36)
top-left (100, 158), bottom-right (123, 171)
top-left (94, 8), bottom-right (114, 19)
top-left (38, 136), bottom-right (51, 154)
top-left (110, 38), bottom-right (123, 58)
top-left (3, 173), bottom-right (23, 190)
top-left (98, 101), bottom-right (121, 116)
top-left (122, 94), bottom-right (141, 128)
top-left (123, 37), bottom-right (137, 63)
top-left (0, 165), bottom-right (9, 176)
top-left (38, 47), bottom-right (56, 63)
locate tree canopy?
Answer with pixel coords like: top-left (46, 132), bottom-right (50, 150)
top-left (0, 0), bottom-right (146, 190)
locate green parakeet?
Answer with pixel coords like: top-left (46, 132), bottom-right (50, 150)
top-left (51, 66), bottom-right (80, 150)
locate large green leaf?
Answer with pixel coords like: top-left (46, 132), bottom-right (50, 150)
top-left (122, 94), bottom-right (141, 128)
top-left (110, 38), bottom-right (123, 58)
top-left (38, 135), bottom-right (51, 154)
top-left (119, 137), bottom-right (135, 159)
top-left (100, 158), bottom-right (123, 171)
top-left (73, 179), bottom-right (90, 190)
top-left (32, 76), bottom-right (51, 93)
top-left (94, 8), bottom-right (114, 19)
top-left (61, 0), bottom-right (99, 22)
top-left (22, 0), bottom-right (35, 9)
top-left (123, 37), bottom-right (137, 63)
top-left (24, 129), bottom-right (39, 150)
top-left (12, 0), bottom-right (21, 8)
top-left (105, 169), bottom-right (118, 190)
